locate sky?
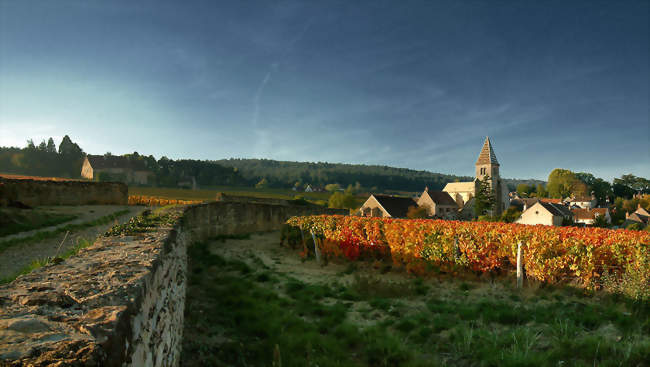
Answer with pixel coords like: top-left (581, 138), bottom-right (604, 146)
top-left (0, 0), bottom-right (648, 181)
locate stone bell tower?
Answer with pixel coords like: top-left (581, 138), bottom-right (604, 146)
top-left (475, 136), bottom-right (504, 215)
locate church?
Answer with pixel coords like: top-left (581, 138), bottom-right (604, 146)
top-left (443, 137), bottom-right (509, 218)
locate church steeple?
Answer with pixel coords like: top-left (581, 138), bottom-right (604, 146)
top-left (475, 136), bottom-right (499, 166)
top-left (475, 136), bottom-right (499, 182)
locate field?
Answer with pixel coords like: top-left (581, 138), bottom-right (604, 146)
top-left (130, 186), bottom-right (331, 202)
top-left (129, 185), bottom-right (367, 208)
top-left (182, 232), bottom-right (649, 367)
top-left (0, 173), bottom-right (81, 181)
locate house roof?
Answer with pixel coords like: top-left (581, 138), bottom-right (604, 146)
top-left (540, 198), bottom-right (562, 204)
top-left (634, 206), bottom-right (650, 217)
top-left (443, 181), bottom-right (476, 193)
top-left (534, 201), bottom-right (572, 217)
top-left (627, 212), bottom-right (649, 225)
top-left (572, 208), bottom-right (608, 220)
top-left (422, 189), bottom-right (458, 206)
top-left (372, 194), bottom-right (417, 218)
top-left (87, 155), bottom-right (148, 171)
top-left (475, 136), bottom-right (499, 166)
top-left (570, 196), bottom-right (595, 202)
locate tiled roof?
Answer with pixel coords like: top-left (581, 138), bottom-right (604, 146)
top-left (540, 198), bottom-right (562, 204)
top-left (627, 213), bottom-right (649, 225)
top-left (423, 189), bottom-right (458, 206)
top-left (475, 136), bottom-right (499, 165)
top-left (570, 197), bottom-right (595, 202)
top-left (572, 208), bottom-right (608, 220)
top-left (537, 201), bottom-right (572, 217)
top-left (443, 181), bottom-right (476, 192)
top-left (372, 195), bottom-right (417, 218)
top-left (87, 155), bottom-right (148, 171)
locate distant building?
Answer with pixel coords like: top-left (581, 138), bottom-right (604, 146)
top-left (358, 194), bottom-right (417, 218)
top-left (572, 208), bottom-right (611, 226)
top-left (443, 137), bottom-right (509, 217)
top-left (416, 187), bottom-right (458, 219)
top-left (81, 155), bottom-right (152, 185)
top-left (623, 205), bottom-right (650, 228)
top-left (516, 201), bottom-right (573, 226)
top-left (567, 194), bottom-right (597, 209)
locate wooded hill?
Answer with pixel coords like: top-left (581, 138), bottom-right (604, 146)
top-left (214, 158), bottom-right (543, 192)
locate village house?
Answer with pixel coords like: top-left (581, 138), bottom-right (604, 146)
top-left (566, 194), bottom-right (598, 209)
top-left (516, 201), bottom-right (573, 226)
top-left (623, 205), bottom-right (650, 228)
top-left (416, 187), bottom-right (458, 219)
top-left (357, 194), bottom-right (416, 218)
top-left (571, 208), bottom-right (611, 226)
top-left (81, 155), bottom-right (152, 185)
top-left (443, 137), bottom-right (509, 218)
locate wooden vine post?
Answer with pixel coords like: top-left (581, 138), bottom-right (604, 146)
top-left (300, 228), bottom-right (307, 254)
top-left (454, 237), bottom-right (461, 262)
top-left (517, 241), bottom-right (523, 289)
top-left (310, 230), bottom-right (322, 264)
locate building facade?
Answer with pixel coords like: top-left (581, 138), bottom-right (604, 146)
top-left (443, 137), bottom-right (509, 217)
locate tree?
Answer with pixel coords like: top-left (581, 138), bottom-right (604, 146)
top-left (499, 207), bottom-right (522, 223)
top-left (516, 183), bottom-right (533, 197)
top-left (474, 175), bottom-right (495, 216)
top-left (574, 172), bottom-right (612, 202)
top-left (255, 178), bottom-right (269, 189)
top-left (325, 183), bottom-right (341, 193)
top-left (547, 169), bottom-right (578, 198)
top-left (328, 191), bottom-right (356, 209)
top-left (536, 184), bottom-right (548, 198)
top-left (407, 205), bottom-right (428, 219)
top-left (46, 138), bottom-right (56, 153)
top-left (613, 174), bottom-right (650, 196)
top-left (592, 214), bottom-right (609, 228)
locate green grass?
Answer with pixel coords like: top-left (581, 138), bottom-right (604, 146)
top-left (0, 237), bottom-right (95, 284)
top-left (0, 208), bottom-right (77, 237)
top-left (182, 236), bottom-right (650, 367)
top-left (0, 209), bottom-right (131, 253)
top-left (130, 185), bottom-right (333, 202)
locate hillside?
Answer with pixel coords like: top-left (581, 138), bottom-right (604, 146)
top-left (215, 158), bottom-right (544, 192)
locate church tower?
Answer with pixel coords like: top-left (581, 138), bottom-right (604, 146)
top-left (475, 136), bottom-right (505, 215)
top-left (475, 136), bottom-right (499, 183)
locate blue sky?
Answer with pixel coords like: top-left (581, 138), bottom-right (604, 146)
top-left (1, 0), bottom-right (648, 180)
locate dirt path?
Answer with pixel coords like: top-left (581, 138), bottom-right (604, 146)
top-left (0, 206), bottom-right (144, 279)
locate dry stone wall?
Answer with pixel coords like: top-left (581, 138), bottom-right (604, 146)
top-left (0, 201), bottom-right (345, 366)
top-left (0, 177), bottom-right (127, 207)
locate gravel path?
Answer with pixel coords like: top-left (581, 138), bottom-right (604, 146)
top-left (0, 206), bottom-right (144, 279)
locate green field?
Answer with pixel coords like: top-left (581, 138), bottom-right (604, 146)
top-left (182, 233), bottom-right (650, 367)
top-left (129, 186), bottom-right (367, 207)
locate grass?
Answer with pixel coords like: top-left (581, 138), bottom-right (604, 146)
top-left (182, 235), bottom-right (650, 367)
top-left (0, 237), bottom-right (95, 284)
top-left (130, 185), bottom-right (333, 202)
top-left (0, 209), bottom-right (131, 253)
top-left (0, 208), bottom-right (77, 237)
top-left (0, 208), bottom-right (178, 285)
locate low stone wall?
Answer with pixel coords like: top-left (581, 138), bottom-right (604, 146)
top-left (0, 177), bottom-right (127, 207)
top-left (183, 201), bottom-right (347, 241)
top-left (0, 201), bottom-right (345, 366)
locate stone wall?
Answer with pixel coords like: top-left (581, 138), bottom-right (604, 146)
top-left (0, 177), bottom-right (128, 207)
top-left (0, 201), bottom-right (345, 366)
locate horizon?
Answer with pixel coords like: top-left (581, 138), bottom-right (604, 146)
top-left (1, 1), bottom-right (648, 182)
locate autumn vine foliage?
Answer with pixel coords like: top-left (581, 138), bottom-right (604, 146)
top-left (286, 215), bottom-right (649, 288)
top-left (128, 195), bottom-right (200, 206)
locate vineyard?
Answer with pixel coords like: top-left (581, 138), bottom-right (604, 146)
top-left (128, 195), bottom-right (201, 206)
top-left (287, 215), bottom-right (649, 294)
